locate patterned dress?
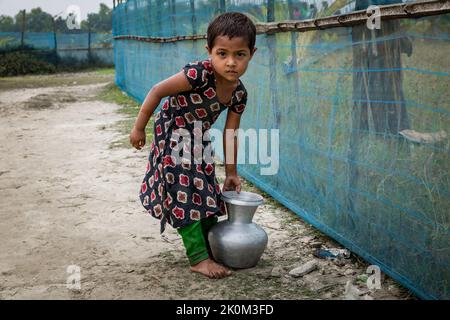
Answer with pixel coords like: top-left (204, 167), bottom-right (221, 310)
top-left (139, 58), bottom-right (248, 233)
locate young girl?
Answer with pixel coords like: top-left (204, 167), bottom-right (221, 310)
top-left (130, 12), bottom-right (257, 279)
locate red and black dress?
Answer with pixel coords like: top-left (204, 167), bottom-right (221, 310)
top-left (139, 58), bottom-right (247, 233)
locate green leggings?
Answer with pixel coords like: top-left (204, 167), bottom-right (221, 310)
top-left (177, 216), bottom-right (218, 266)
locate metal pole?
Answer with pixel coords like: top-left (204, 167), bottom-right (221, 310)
top-left (267, 0), bottom-right (275, 22)
top-left (88, 23), bottom-right (92, 59)
top-left (190, 0), bottom-right (197, 35)
top-left (266, 0), bottom-right (280, 130)
top-left (170, 0), bottom-right (176, 37)
top-left (20, 10), bottom-right (26, 48)
top-left (52, 18), bottom-right (57, 51)
top-left (52, 17), bottom-right (58, 67)
top-left (156, 0), bottom-right (162, 37)
top-left (146, 0), bottom-right (152, 36)
top-left (219, 0), bottom-right (226, 14)
top-left (287, 0), bottom-right (298, 70)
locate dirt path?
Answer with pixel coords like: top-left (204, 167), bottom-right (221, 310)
top-left (0, 72), bottom-right (413, 300)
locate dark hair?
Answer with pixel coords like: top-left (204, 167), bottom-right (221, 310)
top-left (207, 12), bottom-right (256, 52)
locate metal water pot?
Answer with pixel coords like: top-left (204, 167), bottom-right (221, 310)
top-left (208, 191), bottom-right (268, 269)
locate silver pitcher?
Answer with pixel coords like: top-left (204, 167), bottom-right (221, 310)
top-left (208, 191), bottom-right (268, 269)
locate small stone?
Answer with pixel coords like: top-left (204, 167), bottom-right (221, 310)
top-left (281, 276), bottom-right (291, 284)
top-left (344, 269), bottom-right (355, 276)
top-left (333, 258), bottom-right (347, 267)
top-left (323, 292), bottom-right (333, 299)
top-left (387, 284), bottom-right (402, 295)
top-left (254, 268), bottom-right (270, 278)
top-left (270, 266), bottom-right (282, 278)
top-left (300, 236), bottom-right (315, 244)
top-left (289, 260), bottom-right (318, 277)
top-left (344, 280), bottom-right (363, 300)
top-left (310, 241), bottom-right (322, 248)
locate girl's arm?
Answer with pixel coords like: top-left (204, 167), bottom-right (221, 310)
top-left (222, 110), bottom-right (242, 192)
top-left (130, 71), bottom-right (192, 149)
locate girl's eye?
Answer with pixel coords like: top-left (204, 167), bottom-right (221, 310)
top-left (218, 52), bottom-right (226, 57)
top-left (238, 53), bottom-right (246, 57)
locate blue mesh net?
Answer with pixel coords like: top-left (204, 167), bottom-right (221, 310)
top-left (0, 31), bottom-right (114, 64)
top-left (113, 0), bottom-right (450, 299)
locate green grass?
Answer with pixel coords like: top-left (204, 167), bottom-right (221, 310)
top-left (0, 68), bottom-right (114, 90)
top-left (97, 82), bottom-right (154, 149)
top-left (94, 68), bottom-right (115, 76)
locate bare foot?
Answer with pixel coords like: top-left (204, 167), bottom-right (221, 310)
top-left (190, 258), bottom-right (232, 279)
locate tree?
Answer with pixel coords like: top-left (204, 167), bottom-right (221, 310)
top-left (15, 8), bottom-right (53, 32)
top-left (82, 3), bottom-right (112, 32)
top-left (0, 15), bottom-right (17, 32)
top-left (54, 16), bottom-right (69, 33)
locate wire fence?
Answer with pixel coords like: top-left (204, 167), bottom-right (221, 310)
top-left (0, 9), bottom-right (114, 66)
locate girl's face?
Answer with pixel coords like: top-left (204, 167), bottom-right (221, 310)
top-left (206, 35), bottom-right (257, 85)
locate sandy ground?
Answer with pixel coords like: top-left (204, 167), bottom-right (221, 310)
top-left (0, 72), bottom-right (414, 300)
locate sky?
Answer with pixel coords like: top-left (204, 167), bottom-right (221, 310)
top-left (0, 0), bottom-right (111, 20)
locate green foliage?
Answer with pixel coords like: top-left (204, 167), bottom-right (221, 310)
top-left (94, 68), bottom-right (115, 75)
top-left (98, 83), bottom-right (141, 113)
top-left (54, 15), bottom-right (83, 33)
top-left (0, 51), bottom-right (56, 76)
top-left (0, 43), bottom-right (113, 76)
top-left (14, 8), bottom-right (54, 32)
top-left (0, 15), bottom-right (17, 32)
top-left (82, 4), bottom-right (112, 32)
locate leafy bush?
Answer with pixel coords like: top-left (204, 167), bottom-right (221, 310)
top-left (0, 44), bottom-right (113, 76)
top-left (0, 50), bottom-right (56, 76)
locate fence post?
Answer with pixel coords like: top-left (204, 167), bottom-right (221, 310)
top-left (218, 0), bottom-right (226, 14)
top-left (52, 18), bottom-right (57, 50)
top-left (88, 23), bottom-right (92, 62)
top-left (190, 0), bottom-right (197, 35)
top-left (52, 17), bottom-right (58, 67)
top-left (287, 0), bottom-right (299, 72)
top-left (267, 0), bottom-right (275, 22)
top-left (170, 0), bottom-right (176, 37)
top-left (266, 0), bottom-right (281, 129)
top-left (147, 0), bottom-right (153, 36)
top-left (20, 10), bottom-right (26, 48)
top-left (156, 0), bottom-right (162, 36)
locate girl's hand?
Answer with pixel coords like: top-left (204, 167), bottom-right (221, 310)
top-left (130, 127), bottom-right (146, 150)
top-left (223, 175), bottom-right (242, 193)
